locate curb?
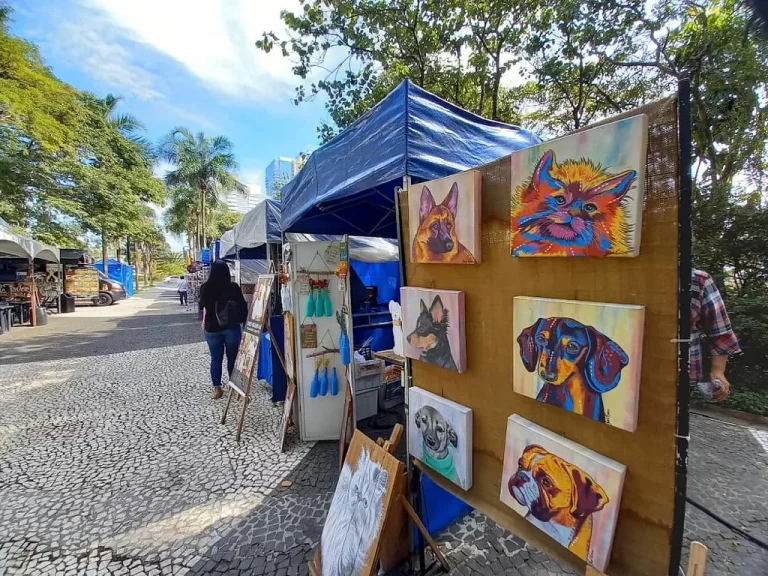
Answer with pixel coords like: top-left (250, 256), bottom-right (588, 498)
top-left (691, 402), bottom-right (768, 427)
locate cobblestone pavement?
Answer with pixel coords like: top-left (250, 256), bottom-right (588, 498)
top-left (681, 412), bottom-right (768, 576)
top-left (1, 286), bottom-right (767, 575)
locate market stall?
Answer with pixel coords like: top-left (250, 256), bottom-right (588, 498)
top-left (279, 79), bottom-right (542, 536)
top-left (0, 220), bottom-right (62, 329)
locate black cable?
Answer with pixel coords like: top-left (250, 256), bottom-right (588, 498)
top-left (686, 496), bottom-right (768, 551)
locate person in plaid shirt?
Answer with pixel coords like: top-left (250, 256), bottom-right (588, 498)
top-left (690, 269), bottom-right (742, 400)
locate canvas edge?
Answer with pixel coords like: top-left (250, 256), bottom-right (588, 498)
top-left (457, 290), bottom-right (467, 373)
top-left (512, 295), bottom-right (645, 311)
top-left (627, 113), bottom-right (650, 258)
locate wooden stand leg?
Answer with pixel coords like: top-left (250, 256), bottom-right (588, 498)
top-left (398, 494), bottom-right (450, 573)
top-left (221, 386), bottom-right (234, 425)
top-left (235, 381), bottom-right (251, 442)
top-left (686, 541), bottom-right (708, 576)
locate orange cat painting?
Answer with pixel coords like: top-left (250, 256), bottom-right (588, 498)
top-left (510, 115), bottom-right (648, 258)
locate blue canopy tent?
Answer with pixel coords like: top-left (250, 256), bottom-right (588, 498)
top-left (219, 198), bottom-right (282, 262)
top-left (280, 79), bottom-right (540, 236)
top-left (280, 80), bottom-right (542, 537)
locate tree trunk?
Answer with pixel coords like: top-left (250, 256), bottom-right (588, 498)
top-left (101, 228), bottom-right (108, 279)
top-left (200, 186), bottom-right (207, 252)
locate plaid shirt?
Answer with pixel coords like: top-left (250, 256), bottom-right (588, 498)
top-left (690, 269), bottom-right (741, 383)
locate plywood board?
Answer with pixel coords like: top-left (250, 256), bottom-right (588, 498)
top-left (500, 414), bottom-right (626, 571)
top-left (513, 297), bottom-right (645, 432)
top-left (409, 386), bottom-right (473, 490)
top-left (510, 115), bottom-right (648, 257)
top-left (409, 170), bottom-right (482, 264)
top-left (401, 98), bottom-right (680, 576)
top-left (278, 380), bottom-right (296, 453)
top-left (319, 431), bottom-right (402, 576)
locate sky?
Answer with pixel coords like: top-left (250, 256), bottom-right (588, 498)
top-left (8, 0), bottom-right (328, 249)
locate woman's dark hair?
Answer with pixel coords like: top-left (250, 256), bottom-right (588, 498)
top-left (202, 260), bottom-right (231, 296)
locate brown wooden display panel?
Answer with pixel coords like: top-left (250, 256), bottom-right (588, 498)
top-left (400, 97), bottom-right (680, 576)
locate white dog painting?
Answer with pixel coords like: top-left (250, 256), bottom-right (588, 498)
top-left (408, 387), bottom-right (473, 490)
top-left (321, 447), bottom-right (390, 575)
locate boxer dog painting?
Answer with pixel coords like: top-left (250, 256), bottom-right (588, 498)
top-left (508, 444), bottom-right (608, 558)
top-left (500, 415), bottom-right (626, 571)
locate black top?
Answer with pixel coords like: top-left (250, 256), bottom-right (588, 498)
top-left (199, 281), bottom-right (247, 333)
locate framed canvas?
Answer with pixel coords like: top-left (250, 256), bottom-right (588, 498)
top-left (510, 114), bottom-right (648, 257)
top-left (231, 274), bottom-right (274, 390)
top-left (319, 431), bottom-right (402, 576)
top-left (408, 387), bottom-right (473, 490)
top-left (513, 296), bottom-right (645, 432)
top-left (409, 170), bottom-right (482, 264)
top-left (500, 414), bottom-right (626, 571)
top-left (400, 287), bottom-right (466, 373)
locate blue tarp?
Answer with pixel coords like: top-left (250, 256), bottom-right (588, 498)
top-left (280, 79), bottom-right (541, 236)
top-left (94, 259), bottom-right (135, 297)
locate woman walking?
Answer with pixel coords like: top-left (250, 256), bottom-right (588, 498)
top-left (199, 261), bottom-right (247, 399)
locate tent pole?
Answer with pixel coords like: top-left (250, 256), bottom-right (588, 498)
top-left (28, 259), bottom-right (36, 327)
top-left (397, 175), bottom-right (421, 571)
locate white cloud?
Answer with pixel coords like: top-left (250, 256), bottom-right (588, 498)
top-left (80, 0), bottom-right (304, 102)
top-left (53, 16), bottom-right (163, 101)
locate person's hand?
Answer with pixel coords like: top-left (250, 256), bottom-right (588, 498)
top-left (710, 370), bottom-right (730, 401)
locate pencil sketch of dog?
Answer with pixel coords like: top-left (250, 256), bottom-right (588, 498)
top-left (414, 405), bottom-right (461, 485)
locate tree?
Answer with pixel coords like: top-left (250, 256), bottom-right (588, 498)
top-left (0, 4), bottom-right (85, 238)
top-left (209, 206), bottom-right (242, 240)
top-left (256, 0), bottom-right (527, 141)
top-left (158, 128), bottom-right (247, 247)
top-left (600, 0), bottom-right (768, 284)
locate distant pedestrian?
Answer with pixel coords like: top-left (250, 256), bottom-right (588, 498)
top-left (690, 268), bottom-right (741, 401)
top-left (177, 276), bottom-right (189, 306)
top-left (199, 261), bottom-right (247, 399)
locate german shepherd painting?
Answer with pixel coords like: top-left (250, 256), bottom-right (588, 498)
top-left (409, 171), bottom-right (482, 264)
top-left (401, 287), bottom-right (467, 373)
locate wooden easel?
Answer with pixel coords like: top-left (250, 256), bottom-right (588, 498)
top-left (221, 271), bottom-right (278, 442)
top-left (309, 425), bottom-right (450, 576)
top-left (584, 541), bottom-right (708, 576)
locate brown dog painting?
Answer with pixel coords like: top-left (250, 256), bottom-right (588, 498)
top-left (500, 415), bottom-right (626, 571)
top-left (408, 171), bottom-right (482, 264)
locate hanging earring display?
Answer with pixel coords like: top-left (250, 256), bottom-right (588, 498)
top-left (300, 322), bottom-right (317, 348)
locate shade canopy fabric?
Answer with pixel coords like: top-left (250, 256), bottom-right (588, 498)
top-left (280, 79), bottom-right (541, 237)
top-left (0, 226), bottom-right (60, 262)
top-left (232, 198), bottom-right (281, 249)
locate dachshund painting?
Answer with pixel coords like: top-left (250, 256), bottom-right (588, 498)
top-left (517, 317), bottom-right (629, 423)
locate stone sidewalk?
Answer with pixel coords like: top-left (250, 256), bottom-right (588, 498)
top-left (1, 286), bottom-right (766, 575)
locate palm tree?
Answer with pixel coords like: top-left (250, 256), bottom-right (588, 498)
top-left (158, 128), bottom-right (247, 249)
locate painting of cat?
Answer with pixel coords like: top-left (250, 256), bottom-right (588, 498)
top-left (510, 114), bottom-right (648, 257)
top-left (319, 433), bottom-right (400, 576)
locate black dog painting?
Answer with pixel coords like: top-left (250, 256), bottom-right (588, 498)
top-left (401, 287), bottom-right (466, 373)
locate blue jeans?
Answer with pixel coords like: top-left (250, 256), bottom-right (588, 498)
top-left (204, 326), bottom-right (242, 388)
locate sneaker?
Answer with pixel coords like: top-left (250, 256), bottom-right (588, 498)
top-left (212, 387), bottom-right (223, 399)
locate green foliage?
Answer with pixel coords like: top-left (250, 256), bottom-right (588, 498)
top-left (209, 206), bottom-right (242, 240)
top-left (0, 5), bottom-right (162, 249)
